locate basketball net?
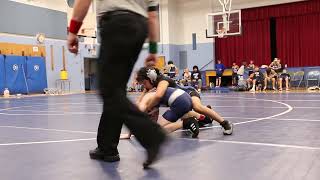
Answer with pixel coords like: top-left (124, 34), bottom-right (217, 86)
top-left (216, 28), bottom-right (226, 38)
top-left (217, 0), bottom-right (232, 38)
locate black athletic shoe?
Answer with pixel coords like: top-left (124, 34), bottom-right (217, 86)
top-left (198, 115), bottom-right (213, 127)
top-left (198, 120), bottom-right (206, 128)
top-left (143, 133), bottom-right (167, 169)
top-left (220, 120), bottom-right (234, 135)
top-left (89, 147), bottom-right (120, 162)
top-left (203, 115), bottom-right (213, 124)
top-left (183, 117), bottom-right (200, 138)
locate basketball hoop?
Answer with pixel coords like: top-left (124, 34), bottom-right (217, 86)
top-left (216, 28), bottom-right (226, 38)
top-left (206, 0), bottom-right (241, 38)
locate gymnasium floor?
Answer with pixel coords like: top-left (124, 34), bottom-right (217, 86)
top-left (0, 92), bottom-right (320, 180)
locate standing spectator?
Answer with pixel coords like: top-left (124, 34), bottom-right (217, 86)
top-left (180, 68), bottom-right (191, 86)
top-left (215, 60), bottom-right (225, 87)
top-left (231, 62), bottom-right (239, 86)
top-left (191, 66), bottom-right (202, 92)
top-left (269, 58), bottom-right (282, 74)
top-left (269, 58), bottom-right (282, 90)
top-left (165, 61), bottom-right (179, 79)
top-left (264, 68), bottom-right (277, 91)
top-left (248, 60), bottom-right (255, 76)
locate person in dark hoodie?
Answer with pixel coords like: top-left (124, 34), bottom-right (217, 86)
top-left (191, 65), bottom-right (202, 92)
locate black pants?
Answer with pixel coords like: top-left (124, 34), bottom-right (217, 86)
top-left (232, 73), bottom-right (238, 86)
top-left (97, 11), bottom-right (165, 155)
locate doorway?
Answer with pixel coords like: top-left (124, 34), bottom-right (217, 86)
top-left (84, 58), bottom-right (98, 91)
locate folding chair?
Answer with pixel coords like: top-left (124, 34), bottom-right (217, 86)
top-left (291, 71), bottom-right (304, 88)
top-left (306, 70), bottom-right (320, 89)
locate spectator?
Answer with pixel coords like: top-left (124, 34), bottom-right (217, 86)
top-left (269, 58), bottom-right (282, 74)
top-left (246, 73), bottom-right (254, 90)
top-left (129, 72), bottom-right (138, 92)
top-left (236, 61), bottom-right (248, 90)
top-left (248, 60), bottom-right (255, 76)
top-left (215, 60), bottom-right (225, 87)
top-left (237, 61), bottom-right (246, 77)
top-left (180, 68), bottom-right (191, 86)
top-left (162, 67), bottom-right (169, 77)
top-left (249, 67), bottom-right (264, 92)
top-left (128, 72), bottom-right (143, 92)
top-left (278, 63), bottom-right (291, 91)
top-left (165, 61), bottom-right (179, 79)
top-left (270, 58), bottom-right (284, 90)
top-left (232, 62), bottom-right (239, 86)
top-left (191, 65), bottom-right (202, 92)
top-left (264, 67), bottom-right (277, 91)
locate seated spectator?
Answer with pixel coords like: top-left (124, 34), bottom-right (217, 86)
top-left (191, 65), bottom-right (202, 92)
top-left (165, 61), bottom-right (179, 79)
top-left (237, 61), bottom-right (247, 90)
top-left (278, 63), bottom-right (291, 91)
top-left (246, 72), bottom-right (255, 90)
top-left (264, 67), bottom-right (277, 91)
top-left (128, 72), bottom-right (142, 92)
top-left (249, 67), bottom-right (264, 92)
top-left (162, 67), bottom-right (169, 77)
top-left (215, 60), bottom-right (225, 87)
top-left (248, 60), bottom-right (255, 76)
top-left (232, 62), bottom-right (239, 86)
top-left (180, 68), bottom-right (191, 86)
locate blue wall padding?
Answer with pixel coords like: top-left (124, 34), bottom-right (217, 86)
top-left (0, 55), bottom-right (5, 94)
top-left (4, 55), bottom-right (28, 94)
top-left (26, 56), bottom-right (48, 93)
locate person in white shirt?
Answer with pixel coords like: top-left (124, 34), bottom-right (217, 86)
top-left (180, 68), bottom-right (191, 86)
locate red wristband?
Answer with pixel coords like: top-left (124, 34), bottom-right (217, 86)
top-left (69, 19), bottom-right (83, 34)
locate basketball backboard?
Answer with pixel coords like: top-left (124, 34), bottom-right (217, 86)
top-left (206, 10), bottom-right (241, 38)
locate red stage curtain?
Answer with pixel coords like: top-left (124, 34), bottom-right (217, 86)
top-left (276, 13), bottom-right (320, 67)
top-left (215, 20), bottom-right (271, 67)
top-left (243, 0), bottom-right (320, 21)
top-left (215, 0), bottom-right (320, 67)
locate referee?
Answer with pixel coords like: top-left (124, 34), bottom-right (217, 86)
top-left (67, 0), bottom-right (166, 168)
